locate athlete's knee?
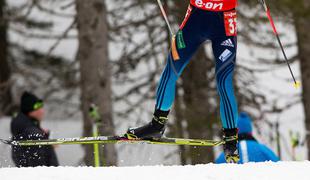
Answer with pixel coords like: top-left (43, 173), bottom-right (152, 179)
top-left (216, 60), bottom-right (235, 81)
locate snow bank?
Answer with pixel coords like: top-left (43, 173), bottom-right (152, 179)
top-left (1, 161), bottom-right (310, 180)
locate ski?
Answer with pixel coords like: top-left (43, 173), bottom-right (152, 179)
top-left (1, 136), bottom-right (224, 147)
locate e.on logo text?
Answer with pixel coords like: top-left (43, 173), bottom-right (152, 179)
top-left (195, 0), bottom-right (223, 10)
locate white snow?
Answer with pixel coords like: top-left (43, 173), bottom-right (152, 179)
top-left (0, 162), bottom-right (310, 180)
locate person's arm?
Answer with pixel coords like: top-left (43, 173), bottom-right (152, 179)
top-left (24, 127), bottom-right (48, 140)
top-left (23, 127), bottom-right (49, 166)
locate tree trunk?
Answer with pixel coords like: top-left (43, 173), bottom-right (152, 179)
top-left (171, 88), bottom-right (188, 165)
top-left (0, 0), bottom-right (13, 117)
top-left (293, 2), bottom-right (310, 159)
top-left (170, 1), bottom-right (217, 164)
top-left (76, 0), bottom-right (117, 166)
top-left (181, 46), bottom-right (217, 164)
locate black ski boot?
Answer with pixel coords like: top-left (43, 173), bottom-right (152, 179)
top-left (124, 110), bottom-right (169, 139)
top-left (223, 128), bottom-right (239, 163)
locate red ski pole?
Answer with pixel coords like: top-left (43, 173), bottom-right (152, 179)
top-left (259, 0), bottom-right (300, 89)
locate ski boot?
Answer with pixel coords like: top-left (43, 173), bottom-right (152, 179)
top-left (124, 110), bottom-right (169, 139)
top-left (223, 128), bottom-right (239, 163)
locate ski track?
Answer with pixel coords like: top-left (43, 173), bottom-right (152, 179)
top-left (1, 161), bottom-right (310, 180)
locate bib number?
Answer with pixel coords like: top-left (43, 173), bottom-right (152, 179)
top-left (224, 10), bottom-right (237, 36)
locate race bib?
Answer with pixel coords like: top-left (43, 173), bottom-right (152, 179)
top-left (224, 10), bottom-right (237, 36)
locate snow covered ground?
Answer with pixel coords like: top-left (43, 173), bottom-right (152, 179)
top-left (1, 161), bottom-right (310, 180)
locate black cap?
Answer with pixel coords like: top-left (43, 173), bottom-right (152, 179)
top-left (20, 91), bottom-right (43, 114)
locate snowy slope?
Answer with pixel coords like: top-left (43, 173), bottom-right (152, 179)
top-left (1, 162), bottom-right (310, 180)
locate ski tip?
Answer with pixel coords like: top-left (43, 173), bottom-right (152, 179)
top-left (293, 81), bottom-right (301, 89)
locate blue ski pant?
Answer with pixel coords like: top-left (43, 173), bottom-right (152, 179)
top-left (155, 5), bottom-right (238, 129)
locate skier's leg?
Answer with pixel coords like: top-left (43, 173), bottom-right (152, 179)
top-left (125, 5), bottom-right (206, 139)
top-left (212, 36), bottom-right (238, 129)
top-left (210, 8), bottom-right (239, 125)
top-left (155, 6), bottom-right (205, 112)
top-left (212, 34), bottom-right (239, 163)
